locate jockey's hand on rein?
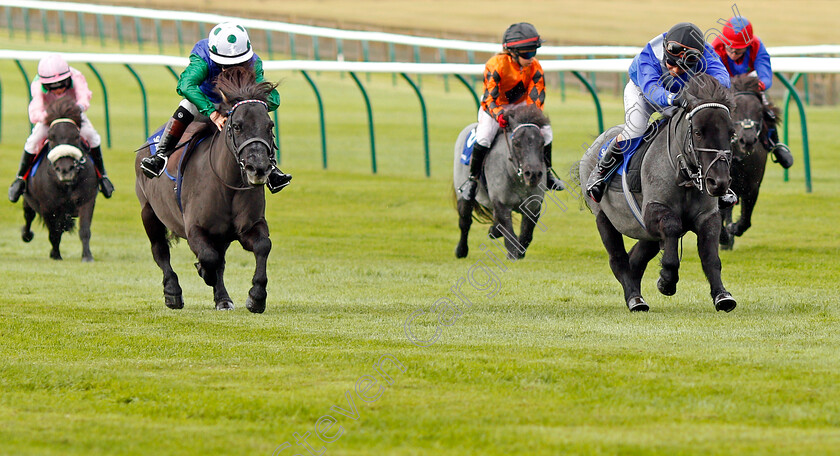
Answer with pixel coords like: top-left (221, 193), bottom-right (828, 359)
top-left (497, 112), bottom-right (508, 129)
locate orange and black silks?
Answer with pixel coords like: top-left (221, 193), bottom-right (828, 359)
top-left (480, 53), bottom-right (546, 120)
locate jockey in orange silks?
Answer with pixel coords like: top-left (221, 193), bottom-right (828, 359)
top-left (459, 22), bottom-right (564, 201)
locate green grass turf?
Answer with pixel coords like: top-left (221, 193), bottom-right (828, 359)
top-left (0, 36), bottom-right (839, 456)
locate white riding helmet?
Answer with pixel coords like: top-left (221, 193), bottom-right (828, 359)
top-left (208, 22), bottom-right (254, 65)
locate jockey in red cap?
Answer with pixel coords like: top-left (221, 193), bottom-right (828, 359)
top-left (712, 16), bottom-right (794, 169)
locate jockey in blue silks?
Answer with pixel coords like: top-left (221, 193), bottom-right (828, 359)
top-left (586, 22), bottom-right (735, 205)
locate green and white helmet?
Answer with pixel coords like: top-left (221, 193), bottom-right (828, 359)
top-left (208, 22), bottom-right (253, 65)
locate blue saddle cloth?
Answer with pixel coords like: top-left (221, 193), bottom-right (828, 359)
top-left (599, 118), bottom-right (667, 193)
top-left (460, 128), bottom-right (478, 165)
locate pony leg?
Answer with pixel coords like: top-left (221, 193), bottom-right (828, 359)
top-left (21, 200), bottom-right (35, 243)
top-left (77, 199), bottom-right (96, 262)
top-left (645, 202), bottom-right (682, 297)
top-left (719, 205), bottom-right (735, 250)
top-left (595, 211), bottom-right (647, 311)
top-left (492, 202), bottom-right (525, 260)
top-left (239, 220), bottom-right (271, 314)
top-left (516, 199), bottom-right (541, 257)
top-left (696, 213), bottom-right (736, 312)
top-left (141, 203), bottom-right (183, 309)
top-left (455, 198), bottom-right (473, 258)
top-left (186, 226), bottom-right (230, 310)
top-left (208, 241), bottom-right (233, 310)
top-left (628, 239), bottom-right (661, 290)
top-left (730, 189), bottom-right (759, 237)
top-left (46, 217), bottom-right (63, 260)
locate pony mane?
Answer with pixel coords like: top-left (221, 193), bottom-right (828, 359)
top-left (508, 104), bottom-right (549, 128)
top-left (45, 97), bottom-right (82, 126)
top-left (731, 74), bottom-right (762, 93)
top-left (214, 65), bottom-right (278, 110)
top-left (683, 73), bottom-right (736, 112)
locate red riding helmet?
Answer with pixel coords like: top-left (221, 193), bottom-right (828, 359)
top-left (722, 16), bottom-right (754, 49)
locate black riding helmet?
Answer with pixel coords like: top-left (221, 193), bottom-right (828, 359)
top-left (502, 22), bottom-right (544, 50)
top-left (664, 22), bottom-right (705, 67)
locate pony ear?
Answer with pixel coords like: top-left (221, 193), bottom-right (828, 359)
top-left (683, 92), bottom-right (700, 110)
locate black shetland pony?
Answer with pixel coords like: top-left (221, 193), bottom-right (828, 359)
top-left (21, 97), bottom-right (98, 261)
top-left (135, 66), bottom-right (279, 312)
top-left (719, 75), bottom-right (778, 250)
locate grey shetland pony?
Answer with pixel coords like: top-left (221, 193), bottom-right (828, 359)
top-left (135, 67), bottom-right (278, 312)
top-left (719, 75), bottom-right (777, 250)
top-left (453, 104), bottom-right (550, 260)
top-left (579, 74), bottom-right (738, 312)
top-left (21, 97), bottom-right (98, 261)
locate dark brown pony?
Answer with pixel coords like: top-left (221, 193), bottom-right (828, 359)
top-left (720, 75), bottom-right (780, 249)
top-left (135, 66), bottom-right (278, 312)
top-left (21, 97), bottom-right (98, 261)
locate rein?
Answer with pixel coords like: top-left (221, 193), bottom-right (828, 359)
top-left (667, 102), bottom-right (732, 195)
top-left (503, 122), bottom-right (541, 181)
top-left (208, 99), bottom-right (275, 191)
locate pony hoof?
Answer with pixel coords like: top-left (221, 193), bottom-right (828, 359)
top-left (82, 256), bottom-right (94, 263)
top-left (657, 277), bottom-right (676, 296)
top-left (21, 230), bottom-right (34, 243)
top-left (455, 244), bottom-right (468, 258)
top-left (627, 296), bottom-right (649, 312)
top-left (50, 252), bottom-right (62, 260)
top-left (245, 296), bottom-right (266, 314)
top-left (215, 300), bottom-right (234, 311)
top-left (714, 292), bottom-right (737, 312)
top-left (488, 225), bottom-right (503, 239)
top-left (165, 294), bottom-right (184, 309)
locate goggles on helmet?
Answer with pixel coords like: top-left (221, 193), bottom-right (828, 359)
top-left (665, 41), bottom-right (701, 66)
top-left (43, 78), bottom-right (71, 91)
top-left (515, 48), bottom-right (537, 60)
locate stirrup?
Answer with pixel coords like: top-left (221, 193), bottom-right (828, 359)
top-left (458, 177), bottom-right (478, 201)
top-left (140, 155), bottom-right (167, 178)
top-left (267, 170), bottom-right (292, 193)
top-left (8, 178), bottom-right (25, 203)
top-left (718, 189), bottom-right (738, 209)
top-left (99, 177), bottom-right (115, 198)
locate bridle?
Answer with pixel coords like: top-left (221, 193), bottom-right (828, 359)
top-left (503, 122), bottom-right (542, 182)
top-left (733, 91), bottom-right (764, 156)
top-left (667, 102), bottom-right (732, 195)
top-left (209, 99), bottom-right (276, 191)
top-left (48, 117), bottom-right (86, 174)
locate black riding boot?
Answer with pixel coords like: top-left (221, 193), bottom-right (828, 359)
top-left (762, 126), bottom-right (794, 169)
top-left (89, 146), bottom-right (114, 198)
top-left (543, 143), bottom-right (565, 191)
top-left (140, 107), bottom-right (194, 178)
top-left (586, 140), bottom-right (622, 203)
top-left (266, 166), bottom-right (293, 193)
top-left (8, 150), bottom-right (36, 203)
top-left (459, 143), bottom-right (490, 201)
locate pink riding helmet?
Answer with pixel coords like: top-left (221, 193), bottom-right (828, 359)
top-left (38, 54), bottom-right (72, 84)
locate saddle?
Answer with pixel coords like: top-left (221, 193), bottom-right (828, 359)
top-left (604, 117), bottom-right (669, 194)
top-left (145, 120), bottom-right (216, 180)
